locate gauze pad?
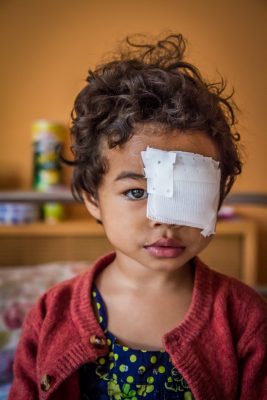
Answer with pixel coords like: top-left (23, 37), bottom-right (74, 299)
top-left (141, 147), bottom-right (221, 237)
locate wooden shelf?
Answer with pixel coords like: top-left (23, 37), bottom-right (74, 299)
top-left (0, 217), bottom-right (258, 286)
top-left (202, 218), bottom-right (258, 286)
top-left (0, 189), bottom-right (74, 203)
top-left (0, 219), bottom-right (104, 236)
top-left (0, 217), bottom-right (254, 236)
top-left (1, 190), bottom-right (267, 205)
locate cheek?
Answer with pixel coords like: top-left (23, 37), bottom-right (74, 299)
top-left (101, 200), bottom-right (147, 229)
top-left (198, 235), bottom-right (213, 251)
top-left (115, 198), bottom-right (148, 219)
top-left (187, 228), bottom-right (213, 247)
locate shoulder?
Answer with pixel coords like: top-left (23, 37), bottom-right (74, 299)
top-left (196, 256), bottom-right (266, 307)
top-left (24, 252), bottom-right (116, 330)
top-left (196, 257), bottom-right (267, 345)
top-left (23, 267), bottom-right (90, 333)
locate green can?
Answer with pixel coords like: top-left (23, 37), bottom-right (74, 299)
top-left (32, 120), bottom-right (66, 191)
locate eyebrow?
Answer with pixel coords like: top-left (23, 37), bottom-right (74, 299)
top-left (114, 171), bottom-right (146, 182)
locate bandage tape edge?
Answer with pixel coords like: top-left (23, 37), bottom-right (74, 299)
top-left (146, 212), bottom-right (216, 234)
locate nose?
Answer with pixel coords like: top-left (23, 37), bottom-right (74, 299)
top-left (169, 224), bottom-right (182, 229)
top-left (148, 217), bottom-right (182, 229)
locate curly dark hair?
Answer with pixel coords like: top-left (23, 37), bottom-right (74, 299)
top-left (66, 33), bottom-right (242, 207)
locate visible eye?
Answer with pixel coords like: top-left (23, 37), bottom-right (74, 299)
top-left (124, 189), bottom-right (148, 200)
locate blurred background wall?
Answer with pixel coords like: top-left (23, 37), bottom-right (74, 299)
top-left (0, 0), bottom-right (266, 281)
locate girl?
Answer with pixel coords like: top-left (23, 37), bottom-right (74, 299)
top-left (9, 34), bottom-right (267, 400)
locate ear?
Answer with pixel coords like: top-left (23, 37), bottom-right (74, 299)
top-left (82, 191), bottom-right (102, 221)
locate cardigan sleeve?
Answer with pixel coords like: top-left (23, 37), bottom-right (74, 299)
top-left (8, 301), bottom-right (43, 400)
top-left (238, 317), bottom-right (267, 399)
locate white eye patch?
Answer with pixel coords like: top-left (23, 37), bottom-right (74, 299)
top-left (141, 147), bottom-right (221, 237)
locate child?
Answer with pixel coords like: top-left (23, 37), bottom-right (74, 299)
top-left (9, 34), bottom-right (267, 400)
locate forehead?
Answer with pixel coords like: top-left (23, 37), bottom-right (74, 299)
top-left (103, 124), bottom-right (219, 174)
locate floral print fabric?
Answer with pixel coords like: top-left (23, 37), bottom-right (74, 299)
top-left (79, 286), bottom-right (195, 399)
top-left (0, 261), bottom-right (88, 391)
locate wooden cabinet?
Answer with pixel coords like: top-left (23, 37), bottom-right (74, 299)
top-left (0, 218), bottom-right (258, 286)
top-left (200, 219), bottom-right (258, 285)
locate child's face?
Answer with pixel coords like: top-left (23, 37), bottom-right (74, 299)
top-left (84, 124), bottom-right (220, 273)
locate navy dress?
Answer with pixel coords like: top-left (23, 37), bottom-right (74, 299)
top-left (79, 285), bottom-right (195, 399)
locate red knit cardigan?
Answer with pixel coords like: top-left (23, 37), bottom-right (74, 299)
top-left (9, 253), bottom-right (267, 400)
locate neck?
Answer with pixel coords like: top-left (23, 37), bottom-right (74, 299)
top-left (101, 252), bottom-right (194, 293)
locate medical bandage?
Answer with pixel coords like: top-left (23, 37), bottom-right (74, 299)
top-left (141, 147), bottom-right (221, 237)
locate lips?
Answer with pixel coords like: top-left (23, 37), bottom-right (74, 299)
top-left (144, 238), bottom-right (185, 258)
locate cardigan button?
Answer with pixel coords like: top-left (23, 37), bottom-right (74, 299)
top-left (40, 374), bottom-right (53, 391)
top-left (89, 334), bottom-right (106, 348)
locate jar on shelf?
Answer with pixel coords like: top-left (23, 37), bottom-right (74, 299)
top-left (32, 119), bottom-right (67, 192)
top-left (0, 203), bottom-right (40, 225)
top-left (32, 119), bottom-right (67, 223)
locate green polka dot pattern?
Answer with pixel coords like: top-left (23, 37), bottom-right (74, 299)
top-left (79, 285), bottom-right (195, 399)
